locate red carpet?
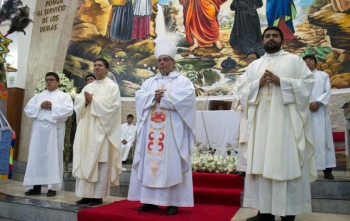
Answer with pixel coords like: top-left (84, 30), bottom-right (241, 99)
top-left (78, 172), bottom-right (244, 221)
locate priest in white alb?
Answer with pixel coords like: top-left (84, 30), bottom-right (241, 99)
top-left (23, 72), bottom-right (73, 197)
top-left (232, 52), bottom-right (260, 176)
top-left (128, 37), bottom-right (196, 215)
top-left (121, 114), bottom-right (136, 167)
top-left (303, 54), bottom-right (336, 180)
top-left (73, 58), bottom-right (122, 206)
top-left (237, 27), bottom-right (317, 221)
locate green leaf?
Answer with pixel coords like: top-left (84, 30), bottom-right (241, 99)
top-left (322, 46), bottom-right (333, 54)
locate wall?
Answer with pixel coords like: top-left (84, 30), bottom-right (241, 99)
top-left (18, 0), bottom-right (79, 161)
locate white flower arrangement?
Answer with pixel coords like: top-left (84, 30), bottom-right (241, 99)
top-left (36, 71), bottom-right (77, 98)
top-left (192, 153), bottom-right (238, 174)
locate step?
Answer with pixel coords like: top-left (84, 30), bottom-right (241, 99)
top-left (192, 172), bottom-right (244, 189)
top-left (312, 195), bottom-right (350, 215)
top-left (0, 192), bottom-right (83, 221)
top-left (193, 186), bottom-right (242, 206)
top-left (311, 179), bottom-right (350, 198)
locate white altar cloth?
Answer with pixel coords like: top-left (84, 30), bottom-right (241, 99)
top-left (193, 111), bottom-right (240, 157)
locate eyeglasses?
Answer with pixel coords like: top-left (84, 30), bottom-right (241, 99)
top-left (157, 57), bottom-right (173, 63)
top-left (45, 79), bottom-right (56, 82)
top-left (246, 58), bottom-right (256, 62)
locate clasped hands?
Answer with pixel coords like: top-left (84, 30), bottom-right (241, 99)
top-left (154, 89), bottom-right (167, 102)
top-left (84, 91), bottom-right (93, 105)
top-left (41, 101), bottom-right (52, 110)
top-left (260, 70), bottom-right (280, 87)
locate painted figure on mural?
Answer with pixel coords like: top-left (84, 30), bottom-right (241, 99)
top-left (180, 0), bottom-right (227, 51)
top-left (133, 0), bottom-right (153, 40)
top-left (266, 0), bottom-right (297, 40)
top-left (229, 0), bottom-right (265, 57)
top-left (109, 0), bottom-right (134, 41)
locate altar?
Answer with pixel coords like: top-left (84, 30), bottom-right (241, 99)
top-left (193, 111), bottom-right (241, 157)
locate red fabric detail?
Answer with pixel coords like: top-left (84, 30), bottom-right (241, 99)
top-left (332, 132), bottom-right (345, 141)
top-left (277, 18), bottom-right (295, 40)
top-left (78, 173), bottom-right (244, 221)
top-left (132, 16), bottom-right (150, 40)
top-left (150, 112), bottom-right (166, 123)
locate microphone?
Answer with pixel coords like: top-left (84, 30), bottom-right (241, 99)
top-left (204, 93), bottom-right (210, 111)
top-left (201, 93), bottom-right (211, 150)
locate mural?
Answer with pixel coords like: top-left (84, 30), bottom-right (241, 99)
top-left (64, 0), bottom-right (350, 97)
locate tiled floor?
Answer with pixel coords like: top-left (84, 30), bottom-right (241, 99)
top-left (0, 179), bottom-right (125, 205)
top-left (231, 208), bottom-right (350, 221)
top-left (1, 177), bottom-right (350, 221)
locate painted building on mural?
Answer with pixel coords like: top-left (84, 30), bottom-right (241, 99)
top-left (64, 0), bottom-right (350, 97)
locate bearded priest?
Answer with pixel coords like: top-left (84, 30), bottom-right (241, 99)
top-left (237, 27), bottom-right (317, 221)
top-left (127, 37), bottom-right (196, 215)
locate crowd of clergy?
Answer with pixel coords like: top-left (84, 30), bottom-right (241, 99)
top-left (21, 27), bottom-right (336, 220)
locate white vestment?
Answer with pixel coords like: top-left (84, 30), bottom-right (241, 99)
top-left (232, 73), bottom-right (248, 171)
top-left (310, 69), bottom-right (336, 170)
top-left (23, 90), bottom-right (73, 190)
top-left (73, 77), bottom-right (122, 198)
top-left (121, 123), bottom-right (136, 161)
top-left (128, 72), bottom-right (196, 207)
top-left (238, 50), bottom-right (317, 216)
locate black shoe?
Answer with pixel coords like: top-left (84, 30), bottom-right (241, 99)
top-left (76, 198), bottom-right (91, 204)
top-left (25, 189), bottom-right (41, 196)
top-left (261, 213), bottom-right (275, 221)
top-left (166, 206), bottom-right (178, 215)
top-left (137, 204), bottom-right (158, 212)
top-left (324, 172), bottom-right (334, 180)
top-left (88, 198), bottom-right (103, 206)
top-left (238, 172), bottom-right (246, 177)
top-left (281, 215), bottom-right (296, 221)
top-left (46, 190), bottom-right (56, 197)
top-left (247, 212), bottom-right (275, 221)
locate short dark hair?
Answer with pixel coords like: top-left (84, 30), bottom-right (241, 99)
top-left (94, 58), bottom-right (109, 68)
top-left (46, 72), bottom-right (59, 81)
top-left (262, 27), bottom-right (284, 40)
top-left (246, 52), bottom-right (260, 60)
top-left (303, 54), bottom-right (318, 65)
top-left (86, 74), bottom-right (96, 81)
top-left (127, 114), bottom-right (134, 119)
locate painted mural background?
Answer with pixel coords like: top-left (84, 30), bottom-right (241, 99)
top-left (63, 0), bottom-right (350, 97)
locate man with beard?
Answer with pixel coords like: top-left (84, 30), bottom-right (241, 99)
top-left (237, 27), bottom-right (317, 221)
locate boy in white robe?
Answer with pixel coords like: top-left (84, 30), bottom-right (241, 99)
top-left (303, 54), bottom-right (336, 179)
top-left (232, 52), bottom-right (260, 176)
top-left (23, 72), bottom-right (73, 197)
top-left (121, 114), bottom-right (136, 164)
top-left (73, 58), bottom-right (122, 206)
top-left (238, 27), bottom-right (317, 221)
top-left (128, 37), bottom-right (196, 215)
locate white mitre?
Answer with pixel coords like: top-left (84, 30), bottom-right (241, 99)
top-left (154, 36), bottom-right (178, 59)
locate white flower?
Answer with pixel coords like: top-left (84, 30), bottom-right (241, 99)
top-left (144, 64), bottom-right (147, 67)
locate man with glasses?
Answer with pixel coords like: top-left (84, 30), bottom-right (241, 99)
top-left (23, 72), bottom-right (73, 197)
top-left (73, 58), bottom-right (122, 206)
top-left (128, 37), bottom-right (196, 215)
